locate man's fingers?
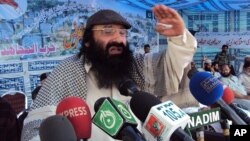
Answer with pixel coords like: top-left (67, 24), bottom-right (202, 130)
top-left (153, 5), bottom-right (168, 19)
top-left (152, 5), bottom-right (176, 20)
top-left (152, 4), bottom-right (185, 36)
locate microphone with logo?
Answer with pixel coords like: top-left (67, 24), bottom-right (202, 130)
top-left (92, 97), bottom-right (146, 141)
top-left (56, 96), bottom-right (92, 141)
top-left (189, 71), bottom-right (247, 125)
top-left (130, 92), bottom-right (194, 141)
top-left (117, 77), bottom-right (194, 141)
top-left (39, 115), bottom-right (77, 141)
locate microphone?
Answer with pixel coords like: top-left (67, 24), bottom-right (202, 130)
top-left (117, 77), bottom-right (139, 96)
top-left (189, 72), bottom-right (247, 125)
top-left (222, 85), bottom-right (250, 124)
top-left (230, 103), bottom-right (250, 124)
top-left (221, 85), bottom-right (250, 125)
top-left (222, 85), bottom-right (234, 104)
top-left (92, 97), bottom-right (146, 141)
top-left (117, 77), bottom-right (194, 141)
top-left (56, 96), bottom-right (92, 140)
top-left (189, 72), bottom-right (224, 105)
top-left (39, 115), bottom-right (77, 141)
top-left (210, 85), bottom-right (234, 109)
top-left (130, 92), bottom-right (194, 141)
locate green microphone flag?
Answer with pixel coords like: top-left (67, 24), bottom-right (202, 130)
top-left (92, 97), bottom-right (137, 138)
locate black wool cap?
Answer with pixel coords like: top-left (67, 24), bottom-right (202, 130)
top-left (85, 9), bottom-right (131, 29)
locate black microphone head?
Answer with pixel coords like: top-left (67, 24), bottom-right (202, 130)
top-left (117, 77), bottom-right (139, 96)
top-left (94, 97), bottom-right (107, 112)
top-left (39, 115), bottom-right (77, 141)
top-left (130, 91), bottom-right (161, 122)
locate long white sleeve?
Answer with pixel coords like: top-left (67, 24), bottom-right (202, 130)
top-left (144, 29), bottom-right (197, 96)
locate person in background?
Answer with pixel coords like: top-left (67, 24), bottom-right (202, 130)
top-left (187, 61), bottom-right (198, 79)
top-left (21, 5), bottom-right (197, 141)
top-left (238, 55), bottom-right (250, 73)
top-left (0, 97), bottom-right (21, 141)
top-left (210, 61), bottom-right (221, 78)
top-left (214, 44), bottom-right (230, 67)
top-left (143, 44), bottom-right (150, 54)
top-left (238, 61), bottom-right (250, 95)
top-left (199, 59), bottom-right (212, 72)
top-left (211, 61), bottom-right (220, 73)
top-left (198, 59), bottom-right (221, 78)
top-left (219, 64), bottom-right (250, 111)
top-left (31, 73), bottom-right (48, 101)
top-left (230, 64), bottom-right (236, 76)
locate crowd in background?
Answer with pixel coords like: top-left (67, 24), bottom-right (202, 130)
top-left (188, 44), bottom-right (250, 111)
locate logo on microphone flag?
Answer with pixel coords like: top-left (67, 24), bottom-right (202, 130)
top-left (111, 98), bottom-right (137, 125)
top-left (92, 97), bottom-right (138, 137)
top-left (92, 99), bottom-right (123, 136)
top-left (145, 114), bottom-right (165, 137)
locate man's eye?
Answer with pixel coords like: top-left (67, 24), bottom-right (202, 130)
top-left (120, 30), bottom-right (127, 35)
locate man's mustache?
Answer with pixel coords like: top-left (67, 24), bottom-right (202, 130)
top-left (106, 42), bottom-right (126, 51)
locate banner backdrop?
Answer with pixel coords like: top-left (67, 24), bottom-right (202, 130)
top-left (195, 32), bottom-right (250, 48)
top-left (0, 0), bottom-right (157, 106)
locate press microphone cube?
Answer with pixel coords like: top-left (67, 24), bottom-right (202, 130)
top-left (142, 101), bottom-right (190, 141)
top-left (92, 97), bottom-right (138, 139)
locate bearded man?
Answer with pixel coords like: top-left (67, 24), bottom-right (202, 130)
top-left (239, 60), bottom-right (250, 95)
top-left (219, 64), bottom-right (250, 111)
top-left (21, 5), bottom-right (197, 141)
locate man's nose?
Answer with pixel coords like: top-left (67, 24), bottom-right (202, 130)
top-left (113, 29), bottom-right (124, 38)
top-left (111, 32), bottom-right (125, 42)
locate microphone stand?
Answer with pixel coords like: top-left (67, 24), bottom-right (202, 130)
top-left (196, 127), bottom-right (205, 141)
top-left (220, 119), bottom-right (230, 141)
top-left (171, 127), bottom-right (195, 141)
top-left (121, 126), bottom-right (146, 141)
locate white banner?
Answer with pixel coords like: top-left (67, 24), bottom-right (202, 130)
top-left (195, 32), bottom-right (250, 48)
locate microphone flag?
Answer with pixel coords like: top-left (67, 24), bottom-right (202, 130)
top-left (92, 97), bottom-right (137, 137)
top-left (187, 108), bottom-right (221, 130)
